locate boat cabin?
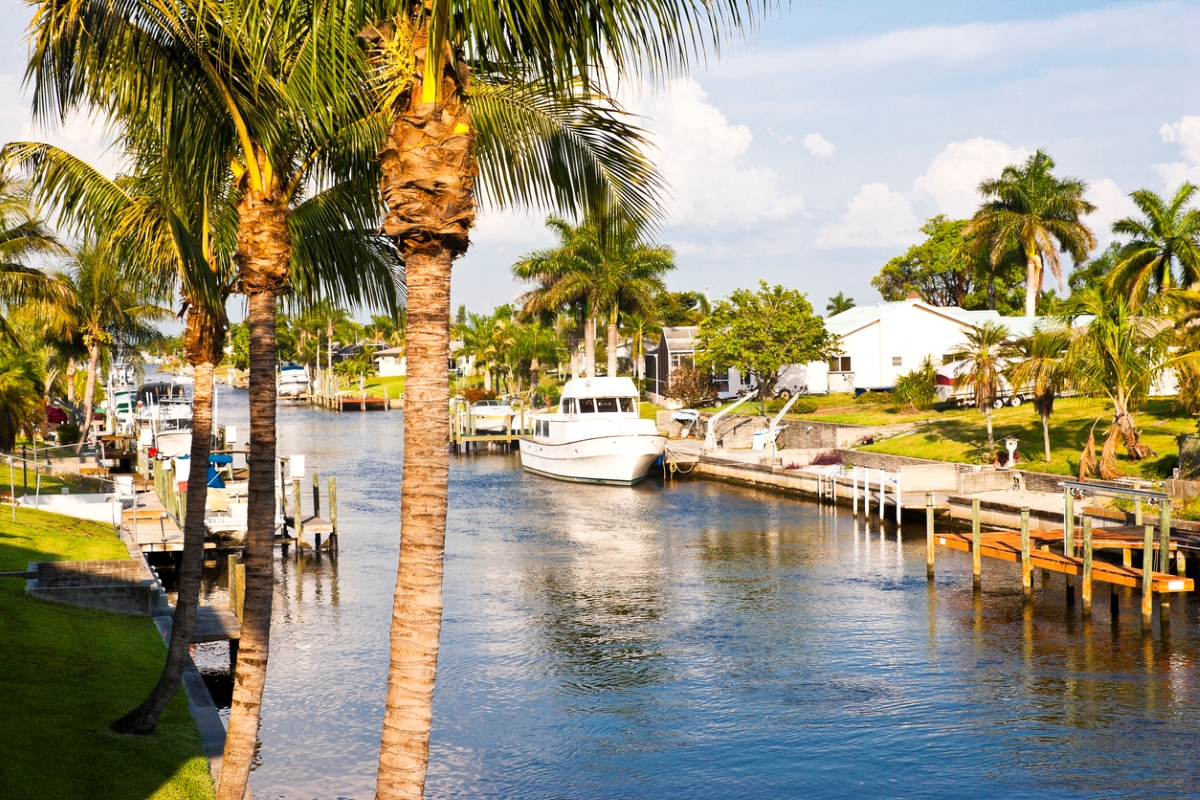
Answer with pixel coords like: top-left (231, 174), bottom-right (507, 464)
top-left (530, 377), bottom-right (650, 443)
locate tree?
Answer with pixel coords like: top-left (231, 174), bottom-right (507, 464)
top-left (511, 320), bottom-right (563, 398)
top-left (665, 364), bottom-right (717, 409)
top-left (695, 281), bottom-right (836, 415)
top-left (513, 210), bottom-right (674, 378)
top-left (947, 322), bottom-right (1015, 452)
top-left (1107, 183), bottom-right (1200, 305)
top-left (619, 311), bottom-right (661, 391)
top-left (966, 150), bottom-right (1096, 318)
top-left (1007, 325), bottom-right (1071, 462)
top-left (891, 356), bottom-right (938, 412)
top-left (656, 290), bottom-right (709, 327)
top-left (0, 338), bottom-right (45, 452)
top-left (825, 291), bottom-right (855, 316)
top-left (1060, 289), bottom-right (1175, 474)
top-left (873, 215), bottom-right (1025, 311)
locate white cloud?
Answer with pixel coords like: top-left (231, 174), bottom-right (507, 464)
top-left (911, 137), bottom-right (1030, 218)
top-left (1154, 116), bottom-right (1200, 189)
top-left (802, 133), bottom-right (836, 158)
top-left (1085, 177), bottom-right (1137, 249)
top-left (638, 78), bottom-right (804, 227)
top-left (768, 128), bottom-right (796, 145)
top-left (813, 183), bottom-right (919, 250)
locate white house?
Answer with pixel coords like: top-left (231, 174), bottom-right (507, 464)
top-left (805, 298), bottom-right (1040, 393)
top-left (373, 346), bottom-right (406, 377)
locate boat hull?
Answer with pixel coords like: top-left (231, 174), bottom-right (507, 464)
top-left (518, 434), bottom-right (666, 485)
top-left (154, 430), bottom-right (192, 459)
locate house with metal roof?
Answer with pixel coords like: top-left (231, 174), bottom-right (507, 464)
top-left (804, 297), bottom-right (1042, 393)
top-left (644, 326), bottom-right (752, 403)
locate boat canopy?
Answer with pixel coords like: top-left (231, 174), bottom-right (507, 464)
top-left (560, 377), bottom-right (639, 399)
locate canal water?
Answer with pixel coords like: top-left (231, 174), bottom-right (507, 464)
top-left (196, 380), bottom-right (1200, 799)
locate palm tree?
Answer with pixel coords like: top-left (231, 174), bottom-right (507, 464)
top-left (1007, 325), bottom-right (1070, 462)
top-left (3, 140), bottom-right (240, 734)
top-left (1060, 289), bottom-right (1174, 472)
top-left (512, 320), bottom-right (564, 399)
top-left (355, 2), bottom-right (753, 795)
top-left (947, 322), bottom-right (1015, 451)
top-left (619, 311), bottom-right (662, 392)
top-left (0, 167), bottom-right (67, 335)
top-left (513, 211), bottom-right (674, 377)
top-left (1107, 183), bottom-right (1200, 304)
top-left (966, 150), bottom-right (1097, 318)
top-left (826, 291), bottom-right (855, 316)
top-left (0, 338), bottom-right (46, 452)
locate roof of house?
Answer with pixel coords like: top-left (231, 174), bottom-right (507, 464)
top-left (659, 326), bottom-right (699, 354)
top-left (825, 298), bottom-right (1044, 339)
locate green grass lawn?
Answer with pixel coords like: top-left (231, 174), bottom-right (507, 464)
top-left (860, 397), bottom-right (1193, 479)
top-left (0, 508), bottom-right (214, 800)
top-left (357, 374), bottom-right (405, 396)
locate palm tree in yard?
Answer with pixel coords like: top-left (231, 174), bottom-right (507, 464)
top-left (1006, 325), bottom-right (1071, 462)
top-left (0, 167), bottom-right (67, 335)
top-left (1106, 183), bottom-right (1200, 305)
top-left (947, 322), bottom-right (1015, 452)
top-left (353, 0), bottom-right (762, 795)
top-left (1060, 289), bottom-right (1175, 476)
top-left (826, 291), bottom-right (855, 316)
top-left (513, 211), bottom-right (674, 378)
top-left (966, 150), bottom-right (1096, 318)
top-left (24, 7), bottom-right (402, 795)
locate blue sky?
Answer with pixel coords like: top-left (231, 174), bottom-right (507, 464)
top-left (2, 1), bottom-right (1198, 318)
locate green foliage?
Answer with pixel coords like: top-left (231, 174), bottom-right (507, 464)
top-left (0, 342), bottom-right (46, 452)
top-left (825, 291), bottom-right (855, 316)
top-left (695, 281), bottom-right (836, 408)
top-left (1107, 183), bottom-right (1200, 304)
top-left (891, 356), bottom-right (938, 411)
top-left (665, 365), bottom-right (717, 408)
top-left (55, 422), bottom-right (81, 445)
top-left (655, 290), bottom-right (709, 327)
top-left (764, 396), bottom-right (817, 414)
top-left (872, 215), bottom-right (1025, 312)
top-left (229, 323), bottom-right (249, 371)
top-left (855, 391), bottom-right (892, 405)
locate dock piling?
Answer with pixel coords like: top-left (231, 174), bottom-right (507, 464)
top-left (1133, 480), bottom-right (1143, 525)
top-left (878, 468), bottom-right (885, 520)
top-left (1141, 524), bottom-right (1154, 628)
top-left (1064, 490), bottom-right (1075, 558)
top-left (971, 498), bottom-right (981, 590)
top-left (925, 492), bottom-right (934, 579)
top-left (292, 477), bottom-right (303, 558)
top-left (895, 473), bottom-right (902, 524)
top-left (864, 469), bottom-right (871, 518)
top-left (328, 476), bottom-right (338, 551)
top-left (1159, 498), bottom-right (1171, 613)
top-left (1082, 516), bottom-right (1093, 616)
top-left (852, 467), bottom-right (858, 515)
top-left (1020, 507), bottom-right (1031, 596)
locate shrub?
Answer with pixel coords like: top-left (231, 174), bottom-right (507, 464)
top-left (56, 423), bottom-right (81, 445)
top-left (810, 451), bottom-right (842, 466)
top-left (891, 357), bottom-right (938, 411)
top-left (666, 366), bottom-right (718, 409)
top-left (462, 388), bottom-right (497, 404)
top-left (764, 396), bottom-right (818, 415)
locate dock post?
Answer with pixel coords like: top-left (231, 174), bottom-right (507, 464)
top-left (1133, 480), bottom-right (1143, 525)
top-left (1064, 490), bottom-right (1075, 558)
top-left (852, 467), bottom-right (858, 515)
top-left (1159, 498), bottom-right (1171, 613)
top-left (895, 473), bottom-right (901, 524)
top-left (292, 477), bottom-right (303, 558)
top-left (864, 468), bottom-right (871, 518)
top-left (1020, 507), bottom-right (1031, 596)
top-left (971, 498), bottom-right (981, 590)
top-left (1082, 516), bottom-right (1093, 616)
top-left (328, 476), bottom-right (338, 551)
top-left (312, 471), bottom-right (321, 550)
top-left (1141, 524), bottom-right (1154, 628)
top-left (878, 468), bottom-right (885, 521)
top-left (925, 492), bottom-right (934, 579)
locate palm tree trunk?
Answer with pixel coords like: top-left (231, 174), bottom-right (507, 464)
top-left (1041, 413), bottom-right (1052, 462)
top-left (376, 247), bottom-right (452, 800)
top-left (217, 290), bottom-right (278, 800)
top-left (530, 357), bottom-right (539, 403)
top-left (569, 331), bottom-right (580, 380)
top-left (78, 344), bottom-right (100, 438)
top-left (1112, 396), bottom-right (1154, 460)
top-left (111, 324), bottom-right (220, 733)
top-left (218, 181), bottom-right (292, 800)
top-left (607, 318), bottom-right (619, 377)
top-left (66, 357), bottom-right (76, 404)
top-left (1024, 252), bottom-right (1041, 318)
top-left (584, 317), bottom-right (596, 378)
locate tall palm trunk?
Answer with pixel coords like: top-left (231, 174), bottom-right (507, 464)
top-left (66, 356), bottom-right (76, 405)
top-left (584, 317), bottom-right (596, 377)
top-left (112, 308), bottom-right (225, 734)
top-left (78, 343), bottom-right (100, 438)
top-left (529, 357), bottom-right (539, 403)
top-left (568, 330), bottom-right (580, 379)
top-left (606, 317), bottom-right (619, 377)
top-left (218, 184), bottom-right (292, 800)
top-left (1024, 249), bottom-right (1042, 318)
top-left (374, 17), bottom-right (476, 795)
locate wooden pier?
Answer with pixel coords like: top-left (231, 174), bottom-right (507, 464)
top-left (450, 406), bottom-right (532, 452)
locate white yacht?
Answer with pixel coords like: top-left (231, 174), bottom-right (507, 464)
top-left (519, 377), bottom-right (666, 485)
top-left (278, 363), bottom-right (312, 398)
top-left (135, 382), bottom-right (193, 458)
top-left (469, 398), bottom-right (515, 432)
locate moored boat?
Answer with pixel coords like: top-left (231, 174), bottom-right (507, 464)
top-left (518, 377), bottom-right (666, 485)
top-left (470, 398), bottom-right (515, 432)
top-left (278, 363), bottom-right (312, 398)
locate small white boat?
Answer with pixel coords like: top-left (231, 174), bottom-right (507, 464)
top-left (278, 364), bottom-right (311, 398)
top-left (470, 398), bottom-right (515, 432)
top-left (519, 377), bottom-right (666, 485)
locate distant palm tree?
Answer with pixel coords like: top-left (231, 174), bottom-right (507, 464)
top-left (514, 210), bottom-right (674, 377)
top-left (1107, 183), bottom-right (1200, 304)
top-left (967, 150), bottom-right (1096, 318)
top-left (826, 291), bottom-right (855, 316)
top-left (1007, 325), bottom-right (1071, 462)
top-left (948, 322), bottom-right (1016, 451)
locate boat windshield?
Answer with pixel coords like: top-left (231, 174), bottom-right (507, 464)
top-left (571, 397), bottom-right (636, 413)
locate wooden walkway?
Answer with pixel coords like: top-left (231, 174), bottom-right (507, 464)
top-left (122, 495), bottom-right (187, 552)
top-left (191, 605), bottom-right (241, 643)
top-left (936, 530), bottom-right (1192, 593)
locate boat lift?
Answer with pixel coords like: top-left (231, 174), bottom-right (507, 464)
top-left (702, 392), bottom-right (756, 452)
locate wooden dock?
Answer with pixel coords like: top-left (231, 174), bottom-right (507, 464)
top-left (450, 407), bottom-right (532, 452)
top-left (311, 390), bottom-right (396, 411)
top-left (191, 604), bottom-right (241, 643)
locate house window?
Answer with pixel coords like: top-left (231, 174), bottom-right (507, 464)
top-left (828, 356), bottom-right (852, 373)
top-left (669, 353), bottom-right (694, 371)
top-left (892, 356), bottom-right (903, 367)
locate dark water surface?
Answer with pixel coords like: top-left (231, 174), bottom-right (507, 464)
top-left (198, 381), bottom-right (1200, 799)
